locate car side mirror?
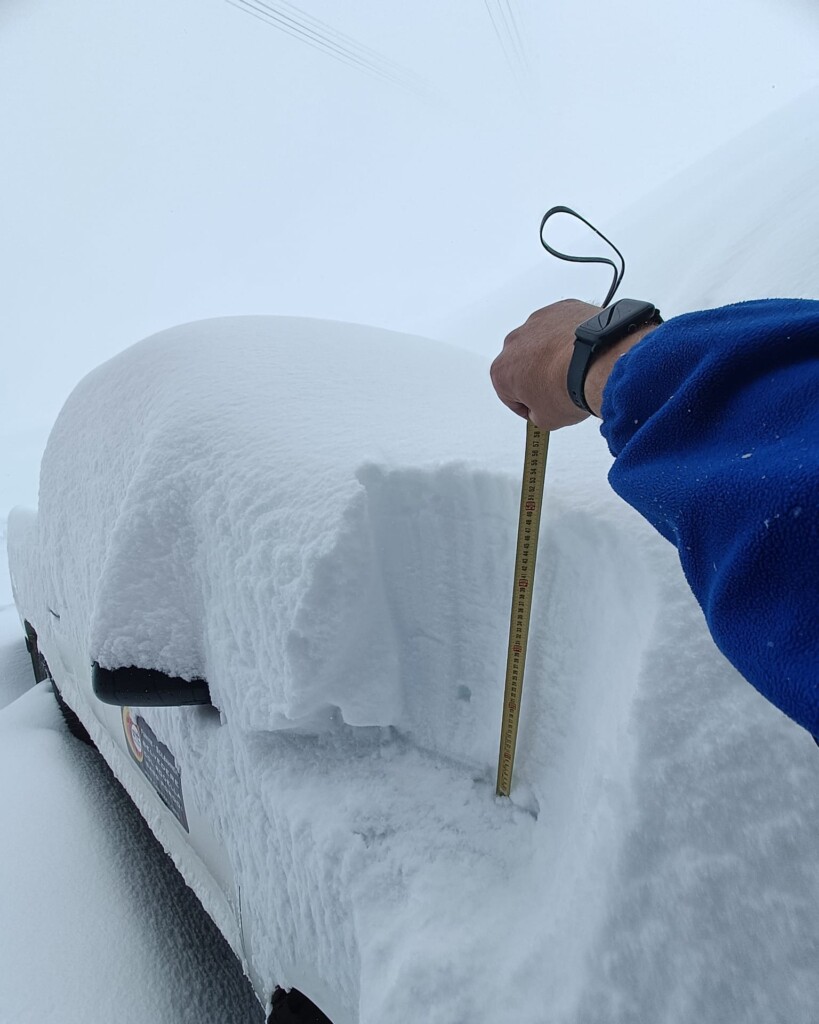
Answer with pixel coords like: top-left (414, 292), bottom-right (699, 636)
top-left (92, 662), bottom-right (211, 707)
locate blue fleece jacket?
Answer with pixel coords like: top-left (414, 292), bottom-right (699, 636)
top-left (600, 298), bottom-right (819, 736)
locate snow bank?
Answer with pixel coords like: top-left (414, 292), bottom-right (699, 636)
top-left (422, 85), bottom-right (819, 1024)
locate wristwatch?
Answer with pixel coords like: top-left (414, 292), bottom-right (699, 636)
top-left (567, 298), bottom-right (662, 413)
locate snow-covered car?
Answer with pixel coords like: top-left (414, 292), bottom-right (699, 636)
top-left (11, 296), bottom-right (819, 1020)
top-left (9, 314), bottom-right (560, 1022)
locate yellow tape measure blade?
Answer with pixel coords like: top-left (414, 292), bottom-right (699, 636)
top-left (496, 419), bottom-right (549, 797)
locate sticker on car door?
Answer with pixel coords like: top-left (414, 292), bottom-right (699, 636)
top-left (122, 706), bottom-right (189, 832)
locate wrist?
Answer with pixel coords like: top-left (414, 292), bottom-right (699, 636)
top-left (568, 299), bottom-right (661, 416)
top-left (584, 321), bottom-right (659, 417)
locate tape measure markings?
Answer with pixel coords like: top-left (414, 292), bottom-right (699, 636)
top-left (496, 419), bottom-right (549, 798)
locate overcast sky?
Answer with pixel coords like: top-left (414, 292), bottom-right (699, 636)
top-left (1, 0), bottom-right (818, 455)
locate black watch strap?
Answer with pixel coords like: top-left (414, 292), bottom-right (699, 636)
top-left (567, 299), bottom-right (661, 413)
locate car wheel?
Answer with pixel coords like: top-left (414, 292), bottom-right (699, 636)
top-left (23, 620), bottom-right (51, 684)
top-left (24, 621), bottom-right (93, 746)
top-left (268, 987), bottom-right (333, 1023)
top-left (52, 681), bottom-right (94, 746)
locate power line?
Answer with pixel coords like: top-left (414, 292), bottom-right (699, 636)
top-left (483, 0), bottom-right (518, 82)
top-left (226, 0), bottom-right (430, 97)
top-left (483, 0), bottom-right (532, 94)
top-left (229, 0), bottom-right (390, 82)
top-left (499, 0), bottom-right (531, 75)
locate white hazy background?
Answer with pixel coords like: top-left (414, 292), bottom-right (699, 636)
top-left (1, 0), bottom-right (818, 528)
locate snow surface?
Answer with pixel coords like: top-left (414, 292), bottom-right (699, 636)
top-left (0, 608), bottom-right (262, 1024)
top-left (5, 86), bottom-right (819, 1024)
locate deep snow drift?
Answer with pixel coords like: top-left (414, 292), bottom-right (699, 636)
top-left (6, 88), bottom-right (819, 1023)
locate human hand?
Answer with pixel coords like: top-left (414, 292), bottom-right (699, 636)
top-left (490, 299), bottom-right (599, 430)
top-left (490, 299), bottom-right (658, 430)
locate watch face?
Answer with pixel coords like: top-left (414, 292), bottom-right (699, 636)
top-left (569, 298), bottom-right (659, 413)
top-left (576, 299), bottom-right (657, 345)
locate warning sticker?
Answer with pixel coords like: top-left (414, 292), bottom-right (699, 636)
top-left (122, 707), bottom-right (189, 832)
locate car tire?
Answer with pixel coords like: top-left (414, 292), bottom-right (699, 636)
top-left (268, 987), bottom-right (333, 1023)
top-left (23, 621), bottom-right (51, 684)
top-left (52, 681), bottom-right (94, 746)
top-left (24, 622), bottom-right (93, 746)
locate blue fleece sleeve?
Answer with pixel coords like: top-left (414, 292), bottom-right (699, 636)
top-left (600, 298), bottom-right (819, 735)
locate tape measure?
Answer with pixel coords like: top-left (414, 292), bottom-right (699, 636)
top-left (496, 419), bottom-right (549, 798)
top-left (493, 204), bottom-right (624, 798)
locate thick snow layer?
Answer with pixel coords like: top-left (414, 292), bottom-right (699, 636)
top-left (7, 87), bottom-right (819, 1023)
top-left (23, 318), bottom-right (530, 746)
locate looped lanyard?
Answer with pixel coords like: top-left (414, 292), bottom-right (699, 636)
top-left (539, 205), bottom-right (625, 307)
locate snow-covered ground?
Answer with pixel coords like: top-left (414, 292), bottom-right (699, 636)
top-left (0, 606), bottom-right (262, 1024)
top-left (4, 81), bottom-right (819, 1023)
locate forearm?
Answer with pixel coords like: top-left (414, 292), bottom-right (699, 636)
top-left (600, 299), bottom-right (819, 734)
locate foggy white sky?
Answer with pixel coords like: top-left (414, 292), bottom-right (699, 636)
top-left (1, 0), bottom-right (818, 471)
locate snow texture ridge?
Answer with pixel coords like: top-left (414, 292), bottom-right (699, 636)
top-left (27, 317), bottom-right (526, 742)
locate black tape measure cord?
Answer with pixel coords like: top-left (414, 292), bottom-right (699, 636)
top-left (539, 205), bottom-right (625, 307)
